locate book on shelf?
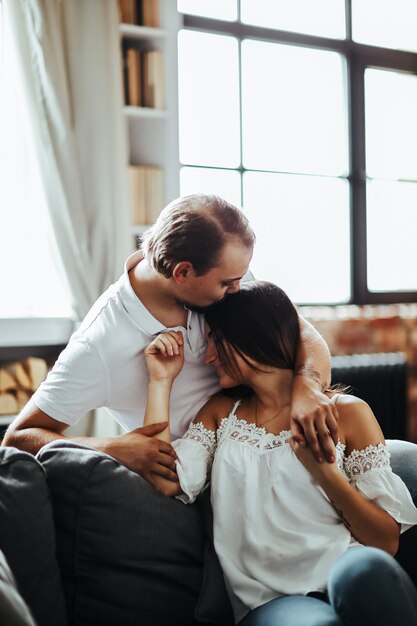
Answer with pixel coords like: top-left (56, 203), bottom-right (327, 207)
top-left (128, 165), bottom-right (164, 226)
top-left (125, 48), bottom-right (142, 107)
top-left (141, 0), bottom-right (159, 28)
top-left (128, 165), bottom-right (146, 224)
top-left (123, 48), bottom-right (164, 108)
top-left (118, 0), bottom-right (160, 27)
top-left (143, 50), bottom-right (164, 109)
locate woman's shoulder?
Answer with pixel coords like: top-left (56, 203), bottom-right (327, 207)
top-left (330, 393), bottom-right (385, 451)
top-left (331, 392), bottom-right (374, 419)
top-left (195, 392), bottom-right (239, 427)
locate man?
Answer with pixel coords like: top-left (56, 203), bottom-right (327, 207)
top-left (4, 194), bottom-right (338, 486)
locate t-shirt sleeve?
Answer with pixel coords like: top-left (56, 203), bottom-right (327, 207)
top-left (344, 443), bottom-right (417, 532)
top-left (172, 422), bottom-right (217, 504)
top-left (31, 335), bottom-right (108, 425)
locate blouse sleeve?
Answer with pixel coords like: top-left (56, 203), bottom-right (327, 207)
top-left (344, 443), bottom-right (417, 532)
top-left (172, 421), bottom-right (217, 504)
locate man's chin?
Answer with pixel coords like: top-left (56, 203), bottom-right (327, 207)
top-left (181, 299), bottom-right (223, 313)
top-left (183, 296), bottom-right (226, 313)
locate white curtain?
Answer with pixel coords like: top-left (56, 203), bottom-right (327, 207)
top-left (3, 0), bottom-right (131, 321)
top-left (3, 0), bottom-right (131, 436)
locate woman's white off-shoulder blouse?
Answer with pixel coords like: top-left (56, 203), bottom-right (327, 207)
top-left (172, 400), bottom-right (417, 623)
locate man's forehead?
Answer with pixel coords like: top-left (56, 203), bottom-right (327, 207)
top-left (216, 244), bottom-right (252, 274)
top-left (210, 261), bottom-right (249, 281)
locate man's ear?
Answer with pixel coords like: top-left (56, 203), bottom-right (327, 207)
top-left (172, 261), bottom-right (194, 285)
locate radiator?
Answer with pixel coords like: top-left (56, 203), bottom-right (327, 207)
top-left (330, 352), bottom-right (408, 440)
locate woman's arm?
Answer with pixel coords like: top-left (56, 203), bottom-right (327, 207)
top-left (149, 394), bottom-right (227, 498)
top-left (143, 332), bottom-right (226, 497)
top-left (290, 316), bottom-right (339, 463)
top-left (141, 331), bottom-right (184, 494)
top-left (173, 394), bottom-right (231, 502)
top-left (143, 331), bottom-right (185, 444)
top-left (291, 396), bottom-right (400, 555)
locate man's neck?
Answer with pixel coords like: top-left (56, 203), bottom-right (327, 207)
top-left (129, 259), bottom-right (189, 328)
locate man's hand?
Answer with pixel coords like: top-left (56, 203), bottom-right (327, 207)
top-left (290, 375), bottom-right (339, 463)
top-left (290, 436), bottom-right (340, 484)
top-left (106, 422), bottom-right (179, 483)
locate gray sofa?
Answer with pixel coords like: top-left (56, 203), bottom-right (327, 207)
top-left (0, 440), bottom-right (416, 626)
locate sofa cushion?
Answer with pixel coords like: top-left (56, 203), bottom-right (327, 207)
top-left (387, 439), bottom-right (417, 585)
top-left (0, 447), bottom-right (67, 626)
top-left (38, 440), bottom-right (211, 626)
top-left (0, 550), bottom-right (37, 626)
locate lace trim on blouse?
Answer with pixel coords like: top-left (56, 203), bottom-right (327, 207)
top-left (216, 411), bottom-right (390, 477)
top-left (184, 405), bottom-right (391, 478)
top-left (217, 414), bottom-right (292, 450)
top-left (182, 421), bottom-right (217, 460)
top-left (344, 442), bottom-right (390, 479)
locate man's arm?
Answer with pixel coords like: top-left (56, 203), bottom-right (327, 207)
top-left (290, 315), bottom-right (338, 463)
top-left (3, 400), bottom-right (177, 482)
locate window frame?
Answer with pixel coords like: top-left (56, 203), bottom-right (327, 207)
top-left (179, 4), bottom-right (417, 305)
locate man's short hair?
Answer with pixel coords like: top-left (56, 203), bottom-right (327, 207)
top-left (142, 194), bottom-right (256, 277)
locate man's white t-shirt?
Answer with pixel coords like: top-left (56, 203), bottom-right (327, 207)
top-left (32, 252), bottom-right (221, 439)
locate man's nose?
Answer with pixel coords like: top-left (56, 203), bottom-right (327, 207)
top-left (226, 280), bottom-right (240, 295)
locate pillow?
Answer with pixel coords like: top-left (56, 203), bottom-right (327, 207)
top-left (0, 447), bottom-right (67, 626)
top-left (387, 439), bottom-right (417, 586)
top-left (0, 550), bottom-right (37, 626)
top-left (38, 440), bottom-right (211, 626)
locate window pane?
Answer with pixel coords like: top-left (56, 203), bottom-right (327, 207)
top-left (180, 167), bottom-right (241, 206)
top-left (365, 69), bottom-right (417, 180)
top-left (178, 30), bottom-right (240, 168)
top-left (243, 172), bottom-right (350, 304)
top-left (352, 0), bottom-right (417, 53)
top-left (367, 180), bottom-right (417, 292)
top-left (241, 0), bottom-right (345, 39)
top-left (242, 41), bottom-right (348, 176)
top-left (177, 0), bottom-right (237, 22)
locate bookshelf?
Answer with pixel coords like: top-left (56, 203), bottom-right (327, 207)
top-left (119, 1), bottom-right (181, 244)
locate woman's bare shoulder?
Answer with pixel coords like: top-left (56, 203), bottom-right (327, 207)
top-left (331, 393), bottom-right (385, 451)
top-left (194, 392), bottom-right (238, 427)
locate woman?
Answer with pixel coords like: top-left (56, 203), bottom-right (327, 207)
top-left (144, 280), bottom-right (417, 626)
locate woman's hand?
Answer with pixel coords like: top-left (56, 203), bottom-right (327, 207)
top-left (150, 473), bottom-right (183, 497)
top-left (144, 331), bottom-right (185, 383)
top-left (290, 436), bottom-right (340, 485)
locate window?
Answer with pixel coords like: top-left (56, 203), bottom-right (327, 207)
top-left (177, 0), bottom-right (417, 305)
top-left (0, 3), bottom-right (71, 318)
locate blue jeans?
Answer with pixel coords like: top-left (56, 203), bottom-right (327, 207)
top-left (240, 547), bottom-right (417, 626)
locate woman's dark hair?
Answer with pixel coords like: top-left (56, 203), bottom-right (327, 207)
top-left (204, 281), bottom-right (300, 390)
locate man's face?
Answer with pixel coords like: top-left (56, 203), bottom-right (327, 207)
top-left (181, 241), bottom-right (253, 308)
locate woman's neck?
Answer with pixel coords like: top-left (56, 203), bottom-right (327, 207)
top-left (247, 370), bottom-right (294, 430)
top-left (250, 369), bottom-right (293, 409)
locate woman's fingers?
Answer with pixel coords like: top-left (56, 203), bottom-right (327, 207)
top-left (153, 331), bottom-right (183, 356)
